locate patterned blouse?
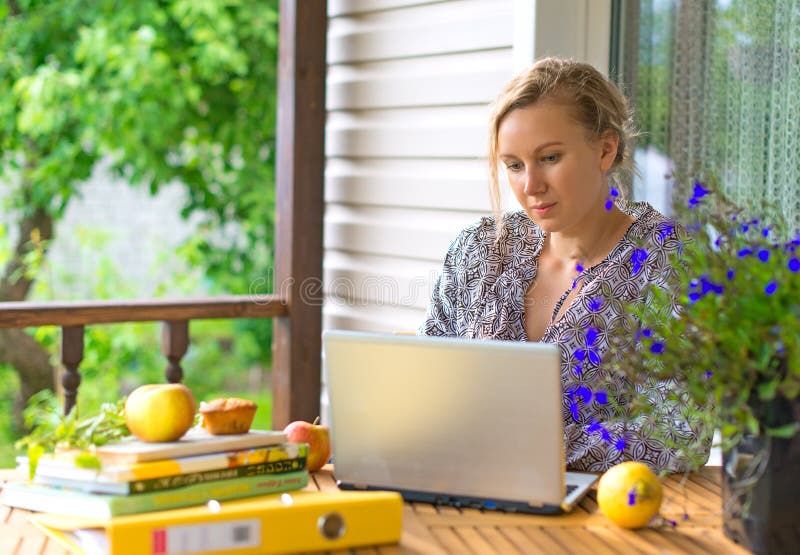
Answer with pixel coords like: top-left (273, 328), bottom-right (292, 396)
top-left (419, 200), bottom-right (706, 472)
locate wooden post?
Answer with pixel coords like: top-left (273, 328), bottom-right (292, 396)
top-left (162, 320), bottom-right (189, 383)
top-left (272, 0), bottom-right (326, 429)
top-left (61, 325), bottom-right (84, 416)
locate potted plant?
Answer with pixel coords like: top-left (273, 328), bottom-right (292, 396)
top-left (603, 177), bottom-right (800, 554)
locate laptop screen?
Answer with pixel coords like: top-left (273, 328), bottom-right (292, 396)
top-left (323, 331), bottom-right (567, 507)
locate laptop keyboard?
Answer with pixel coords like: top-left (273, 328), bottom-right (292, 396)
top-left (565, 484), bottom-right (578, 496)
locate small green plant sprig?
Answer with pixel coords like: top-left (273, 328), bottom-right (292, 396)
top-left (604, 177), bottom-right (800, 469)
top-left (15, 389), bottom-right (131, 478)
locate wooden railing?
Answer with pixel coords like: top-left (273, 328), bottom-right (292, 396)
top-left (0, 296), bottom-right (288, 416)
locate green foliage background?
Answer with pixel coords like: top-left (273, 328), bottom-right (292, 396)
top-left (0, 0), bottom-right (280, 467)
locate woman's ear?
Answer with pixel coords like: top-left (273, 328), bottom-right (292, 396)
top-left (598, 130), bottom-right (620, 173)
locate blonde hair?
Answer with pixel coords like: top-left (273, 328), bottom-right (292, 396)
top-left (487, 57), bottom-right (637, 235)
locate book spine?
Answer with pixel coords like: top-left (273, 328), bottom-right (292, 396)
top-left (131, 458), bottom-right (306, 493)
top-left (35, 457), bottom-right (307, 495)
top-left (108, 470), bottom-right (309, 517)
top-left (35, 443), bottom-right (309, 482)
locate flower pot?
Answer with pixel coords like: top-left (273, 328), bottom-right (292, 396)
top-left (721, 397), bottom-right (800, 554)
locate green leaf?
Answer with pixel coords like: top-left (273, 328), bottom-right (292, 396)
top-left (25, 443), bottom-right (45, 480)
top-left (757, 378), bottom-right (779, 401)
top-left (767, 423), bottom-right (799, 439)
top-left (74, 452), bottom-right (102, 470)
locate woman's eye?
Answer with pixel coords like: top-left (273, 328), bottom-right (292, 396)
top-left (540, 153), bottom-right (560, 163)
top-left (506, 162), bottom-right (523, 172)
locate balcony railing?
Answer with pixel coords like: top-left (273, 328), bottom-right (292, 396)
top-left (0, 295), bottom-right (288, 416)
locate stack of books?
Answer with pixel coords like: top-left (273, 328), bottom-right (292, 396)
top-left (0, 428), bottom-right (309, 519)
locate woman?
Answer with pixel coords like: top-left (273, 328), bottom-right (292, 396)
top-left (420, 57), bottom-right (706, 472)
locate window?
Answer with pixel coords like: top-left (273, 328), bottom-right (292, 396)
top-left (616, 0), bottom-right (799, 228)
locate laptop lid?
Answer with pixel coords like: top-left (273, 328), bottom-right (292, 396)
top-left (323, 330), bottom-right (572, 510)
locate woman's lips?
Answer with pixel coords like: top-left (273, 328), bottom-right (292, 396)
top-left (531, 202), bottom-right (556, 216)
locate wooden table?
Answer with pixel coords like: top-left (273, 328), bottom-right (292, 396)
top-left (1, 467), bottom-right (751, 554)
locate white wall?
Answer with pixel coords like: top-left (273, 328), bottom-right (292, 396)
top-left (324, 0), bottom-right (517, 334)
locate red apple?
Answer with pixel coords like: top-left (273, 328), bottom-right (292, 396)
top-left (283, 417), bottom-right (331, 472)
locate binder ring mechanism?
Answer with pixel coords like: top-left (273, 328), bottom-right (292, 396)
top-left (318, 511), bottom-right (346, 540)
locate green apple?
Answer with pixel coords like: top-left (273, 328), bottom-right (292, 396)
top-left (283, 417), bottom-right (331, 472)
top-left (125, 383), bottom-right (196, 442)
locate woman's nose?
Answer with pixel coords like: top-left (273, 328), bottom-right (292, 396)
top-left (523, 169), bottom-right (544, 196)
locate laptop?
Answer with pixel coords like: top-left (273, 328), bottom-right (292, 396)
top-left (323, 330), bottom-right (598, 514)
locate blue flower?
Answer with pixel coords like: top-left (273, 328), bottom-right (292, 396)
top-left (594, 391), bottom-right (609, 405)
top-left (765, 281), bottom-right (778, 295)
top-left (588, 297), bottom-right (603, 312)
top-left (614, 438), bottom-right (626, 452)
top-left (693, 183), bottom-right (709, 199)
top-left (789, 258), bottom-right (800, 273)
top-left (687, 182), bottom-right (710, 209)
top-left (757, 249), bottom-right (770, 262)
top-left (573, 327), bottom-right (602, 366)
top-left (575, 385), bottom-right (592, 404)
top-left (656, 221), bottom-right (675, 242)
top-left (631, 248), bottom-right (649, 275)
top-left (569, 401), bottom-right (580, 421)
top-left (726, 269), bottom-right (735, 281)
top-left (687, 275), bottom-right (724, 302)
top-left (650, 342), bottom-right (665, 354)
top-left (737, 248), bottom-right (752, 258)
top-left (705, 370), bottom-right (713, 379)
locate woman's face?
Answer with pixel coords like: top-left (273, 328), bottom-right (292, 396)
top-left (497, 100), bottom-right (618, 235)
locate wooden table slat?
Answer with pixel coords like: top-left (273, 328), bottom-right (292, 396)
top-left (686, 472), bottom-right (723, 495)
top-left (661, 475), bottom-right (720, 513)
top-left (543, 526), bottom-right (620, 555)
top-left (640, 528), bottom-right (711, 555)
top-left (429, 526), bottom-right (476, 554)
top-left (499, 526), bottom-right (553, 555)
top-left (521, 525), bottom-right (579, 554)
top-left (453, 526), bottom-right (502, 554)
top-left (314, 465), bottom-right (341, 492)
top-left (586, 525), bottom-right (668, 555)
top-left (399, 504), bottom-right (449, 555)
top-left (474, 526), bottom-right (525, 555)
top-left (410, 501), bottom-right (438, 515)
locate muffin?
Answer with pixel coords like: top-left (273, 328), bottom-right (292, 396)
top-left (199, 398), bottom-right (257, 435)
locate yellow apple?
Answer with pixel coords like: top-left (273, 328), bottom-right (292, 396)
top-left (283, 417), bottom-right (331, 472)
top-left (125, 383), bottom-right (196, 442)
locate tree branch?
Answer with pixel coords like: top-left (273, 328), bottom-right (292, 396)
top-left (7, 0), bottom-right (20, 16)
top-left (0, 328), bottom-right (54, 432)
top-left (0, 206), bottom-right (53, 302)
